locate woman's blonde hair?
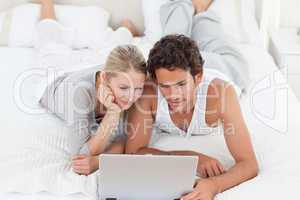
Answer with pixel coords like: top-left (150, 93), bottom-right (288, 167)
top-left (104, 45), bottom-right (147, 77)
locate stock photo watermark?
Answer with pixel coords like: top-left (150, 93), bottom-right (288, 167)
top-left (13, 64), bottom-right (291, 139)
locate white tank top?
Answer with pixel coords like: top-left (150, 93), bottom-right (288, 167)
top-left (154, 70), bottom-right (223, 138)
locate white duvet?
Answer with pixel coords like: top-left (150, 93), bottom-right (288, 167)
top-left (0, 42), bottom-right (300, 200)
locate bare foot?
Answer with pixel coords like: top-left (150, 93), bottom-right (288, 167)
top-left (192, 0), bottom-right (213, 14)
top-left (121, 19), bottom-right (141, 37)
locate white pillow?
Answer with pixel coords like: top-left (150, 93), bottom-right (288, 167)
top-left (8, 4), bottom-right (40, 47)
top-left (2, 3), bottom-right (110, 49)
top-left (141, 0), bottom-right (168, 43)
top-left (54, 5), bottom-right (110, 49)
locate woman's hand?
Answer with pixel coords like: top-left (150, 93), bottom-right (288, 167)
top-left (181, 179), bottom-right (219, 200)
top-left (71, 155), bottom-right (99, 175)
top-left (197, 154), bottom-right (226, 178)
top-left (98, 81), bottom-right (122, 114)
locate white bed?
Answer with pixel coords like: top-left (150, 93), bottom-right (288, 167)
top-left (1, 0), bottom-right (300, 200)
top-left (1, 42), bottom-right (300, 200)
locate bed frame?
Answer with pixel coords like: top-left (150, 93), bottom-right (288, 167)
top-left (1, 0), bottom-right (281, 48)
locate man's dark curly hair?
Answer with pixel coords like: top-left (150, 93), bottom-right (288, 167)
top-left (147, 34), bottom-right (204, 79)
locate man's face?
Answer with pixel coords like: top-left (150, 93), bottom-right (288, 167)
top-left (155, 67), bottom-right (202, 112)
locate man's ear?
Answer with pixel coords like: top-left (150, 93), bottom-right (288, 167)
top-left (194, 72), bottom-right (203, 84)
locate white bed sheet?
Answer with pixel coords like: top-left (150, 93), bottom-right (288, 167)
top-left (0, 192), bottom-right (87, 200)
top-left (0, 41), bottom-right (300, 200)
top-left (0, 47), bottom-right (99, 200)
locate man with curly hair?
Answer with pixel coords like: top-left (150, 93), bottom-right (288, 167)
top-left (125, 1), bottom-right (258, 200)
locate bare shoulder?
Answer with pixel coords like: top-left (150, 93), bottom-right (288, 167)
top-left (207, 78), bottom-right (235, 95)
top-left (206, 78), bottom-right (238, 120)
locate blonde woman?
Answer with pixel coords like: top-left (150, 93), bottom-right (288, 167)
top-left (40, 45), bottom-right (147, 175)
top-left (37, 0), bottom-right (147, 175)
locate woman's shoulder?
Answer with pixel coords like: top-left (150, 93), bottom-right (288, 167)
top-left (39, 68), bottom-right (98, 122)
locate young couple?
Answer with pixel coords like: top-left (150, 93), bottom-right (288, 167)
top-left (38, 0), bottom-right (258, 199)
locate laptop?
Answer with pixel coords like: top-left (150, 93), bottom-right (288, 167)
top-left (99, 154), bottom-right (198, 200)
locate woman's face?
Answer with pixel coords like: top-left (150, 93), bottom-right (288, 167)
top-left (106, 70), bottom-right (146, 110)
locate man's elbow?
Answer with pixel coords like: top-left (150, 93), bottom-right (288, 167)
top-left (126, 147), bottom-right (148, 155)
top-left (237, 157), bottom-right (259, 179)
top-left (249, 159), bottom-right (259, 178)
top-left (125, 146), bottom-right (141, 154)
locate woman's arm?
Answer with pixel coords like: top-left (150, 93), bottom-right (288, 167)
top-left (86, 112), bottom-right (121, 156)
top-left (86, 76), bottom-right (123, 156)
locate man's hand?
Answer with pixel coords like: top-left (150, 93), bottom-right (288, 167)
top-left (71, 155), bottom-right (99, 175)
top-left (169, 150), bottom-right (226, 178)
top-left (197, 154), bottom-right (226, 178)
top-left (181, 179), bottom-right (219, 200)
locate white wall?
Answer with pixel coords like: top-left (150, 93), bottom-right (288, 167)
top-left (0, 0), bottom-right (26, 11)
top-left (280, 0), bottom-right (300, 27)
top-left (0, 0), bottom-right (12, 11)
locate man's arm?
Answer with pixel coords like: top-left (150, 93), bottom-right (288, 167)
top-left (207, 81), bottom-right (258, 193)
top-left (181, 81), bottom-right (258, 199)
top-left (125, 85), bottom-right (226, 178)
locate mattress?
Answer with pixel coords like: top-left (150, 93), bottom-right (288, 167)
top-left (0, 41), bottom-right (300, 200)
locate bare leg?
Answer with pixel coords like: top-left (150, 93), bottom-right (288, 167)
top-left (192, 0), bottom-right (213, 14)
top-left (121, 19), bottom-right (142, 37)
top-left (38, 0), bottom-right (56, 20)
